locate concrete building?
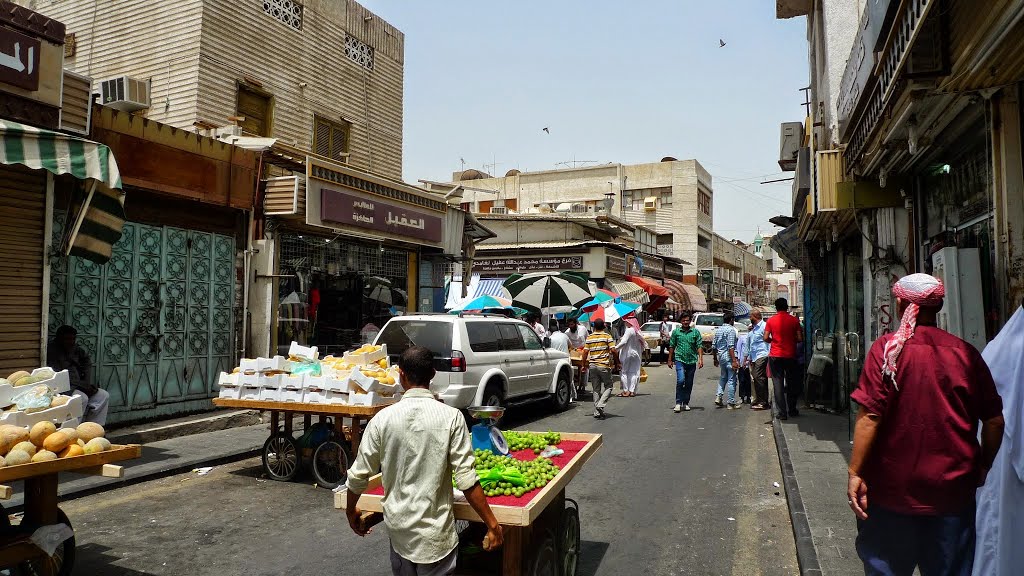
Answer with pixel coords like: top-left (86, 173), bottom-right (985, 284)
top-left (22, 0), bottom-right (405, 179)
top-left (752, 233), bottom-right (804, 310)
top-left (710, 235), bottom-right (770, 307)
top-left (444, 159), bottom-right (714, 278)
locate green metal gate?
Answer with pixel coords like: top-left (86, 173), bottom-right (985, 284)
top-left (49, 213), bottom-right (235, 422)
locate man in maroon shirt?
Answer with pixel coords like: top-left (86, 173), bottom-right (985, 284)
top-left (848, 274), bottom-right (1004, 576)
top-left (763, 297), bottom-right (803, 420)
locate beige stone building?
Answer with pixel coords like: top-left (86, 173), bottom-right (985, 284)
top-left (22, 0), bottom-right (404, 179)
top-left (441, 159), bottom-right (714, 277)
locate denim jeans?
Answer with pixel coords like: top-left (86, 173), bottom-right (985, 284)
top-left (856, 504), bottom-right (976, 576)
top-left (674, 362), bottom-right (696, 405)
top-left (717, 362), bottom-right (736, 404)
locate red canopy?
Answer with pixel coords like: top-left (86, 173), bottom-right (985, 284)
top-left (626, 275), bottom-right (670, 312)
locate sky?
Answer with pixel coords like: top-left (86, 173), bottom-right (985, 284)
top-left (358, 0), bottom-right (809, 243)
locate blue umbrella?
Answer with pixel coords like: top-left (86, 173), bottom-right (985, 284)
top-left (449, 294), bottom-right (527, 316)
top-left (578, 300), bottom-right (641, 323)
top-left (733, 301), bottom-right (752, 318)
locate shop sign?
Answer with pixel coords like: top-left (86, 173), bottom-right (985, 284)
top-left (0, 27), bottom-right (40, 91)
top-left (320, 187), bottom-right (443, 243)
top-left (476, 256), bottom-right (583, 273)
top-left (606, 254), bottom-right (626, 275)
top-left (837, 0), bottom-right (891, 139)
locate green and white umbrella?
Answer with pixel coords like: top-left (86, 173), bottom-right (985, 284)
top-left (502, 272), bottom-right (593, 314)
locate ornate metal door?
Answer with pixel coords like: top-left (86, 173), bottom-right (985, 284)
top-left (49, 214), bottom-right (235, 422)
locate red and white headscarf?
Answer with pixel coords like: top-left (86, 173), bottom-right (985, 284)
top-left (882, 273), bottom-right (945, 385)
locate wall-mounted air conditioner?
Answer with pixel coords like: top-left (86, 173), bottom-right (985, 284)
top-left (99, 75), bottom-right (150, 112)
top-left (489, 206), bottom-right (508, 214)
top-left (644, 197), bottom-right (657, 211)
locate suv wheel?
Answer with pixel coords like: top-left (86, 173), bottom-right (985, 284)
top-left (550, 370), bottom-right (571, 412)
top-left (482, 381), bottom-right (504, 410)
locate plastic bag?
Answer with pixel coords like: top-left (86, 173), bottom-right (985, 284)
top-left (540, 446), bottom-right (564, 458)
top-left (476, 465), bottom-right (525, 489)
top-left (290, 359), bottom-right (322, 377)
top-left (31, 523), bottom-right (73, 557)
top-left (12, 385), bottom-right (55, 413)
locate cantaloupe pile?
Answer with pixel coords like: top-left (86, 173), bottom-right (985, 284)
top-left (0, 422), bottom-right (110, 467)
top-left (1, 368), bottom-right (56, 388)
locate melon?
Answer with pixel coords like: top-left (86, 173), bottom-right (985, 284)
top-left (0, 455), bottom-right (5, 467)
top-left (43, 432), bottom-right (71, 453)
top-left (84, 437), bottom-right (112, 454)
top-left (50, 395), bottom-right (71, 408)
top-left (58, 427), bottom-right (79, 443)
top-left (0, 427), bottom-right (29, 455)
top-left (58, 444), bottom-right (84, 458)
top-left (30, 421), bottom-right (56, 447)
top-left (76, 422), bottom-right (105, 442)
top-left (31, 450), bottom-right (57, 463)
top-left (11, 441), bottom-right (36, 457)
top-left (77, 439), bottom-right (86, 448)
top-left (5, 371), bottom-right (29, 386)
top-left (5, 449), bottom-right (30, 465)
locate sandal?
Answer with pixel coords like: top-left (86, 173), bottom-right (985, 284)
top-left (617, 392), bottom-right (628, 397)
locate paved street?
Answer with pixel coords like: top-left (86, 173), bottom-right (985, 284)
top-left (58, 364), bottom-right (798, 576)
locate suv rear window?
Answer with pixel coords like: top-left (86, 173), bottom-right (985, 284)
top-left (376, 320), bottom-right (453, 356)
top-left (641, 322), bottom-right (660, 332)
top-left (466, 322), bottom-right (500, 352)
top-left (696, 315), bottom-right (724, 327)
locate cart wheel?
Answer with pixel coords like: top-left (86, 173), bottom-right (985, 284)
top-left (20, 507), bottom-right (76, 576)
top-left (312, 440), bottom-right (350, 489)
top-left (560, 500), bottom-right (581, 576)
top-left (262, 433), bottom-right (300, 481)
top-left (530, 532), bottom-right (558, 576)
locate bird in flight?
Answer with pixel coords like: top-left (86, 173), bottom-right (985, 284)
top-left (719, 39), bottom-right (726, 47)
top-left (542, 127), bottom-right (550, 134)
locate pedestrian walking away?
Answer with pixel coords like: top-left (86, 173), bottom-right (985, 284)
top-left (547, 322), bottom-right (575, 402)
top-left (615, 316), bottom-right (645, 397)
top-left (668, 312), bottom-right (703, 412)
top-left (345, 346), bottom-right (503, 575)
top-left (847, 274), bottom-right (1004, 576)
top-left (763, 298), bottom-right (803, 420)
top-left (582, 319), bottom-right (617, 418)
top-left (659, 317), bottom-right (672, 364)
top-left (746, 310), bottom-right (770, 410)
top-left (736, 330), bottom-right (752, 404)
top-left (712, 311), bottom-right (740, 409)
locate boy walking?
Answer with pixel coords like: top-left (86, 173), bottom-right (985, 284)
top-left (667, 312), bottom-right (703, 412)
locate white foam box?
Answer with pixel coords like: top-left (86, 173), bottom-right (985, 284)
top-left (304, 385), bottom-right (328, 404)
top-left (258, 374), bottom-right (282, 401)
top-left (257, 356), bottom-right (289, 371)
top-left (0, 369), bottom-right (72, 407)
top-left (325, 390), bottom-right (349, 405)
top-left (342, 344), bottom-right (387, 367)
top-left (217, 372), bottom-right (241, 399)
top-left (239, 373), bottom-right (262, 400)
top-left (239, 358), bottom-right (260, 372)
top-left (288, 342), bottom-right (319, 361)
top-left (324, 377), bottom-right (350, 392)
top-left (349, 392), bottom-right (388, 406)
top-left (0, 393), bottom-right (85, 428)
top-left (278, 374), bottom-right (306, 403)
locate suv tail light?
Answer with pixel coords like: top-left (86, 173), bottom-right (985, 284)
top-left (450, 350), bottom-right (466, 372)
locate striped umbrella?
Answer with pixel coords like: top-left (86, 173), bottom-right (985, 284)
top-left (579, 288), bottom-right (620, 311)
top-left (578, 300), bottom-right (641, 323)
top-left (733, 301), bottom-right (753, 318)
top-left (502, 272), bottom-right (593, 314)
top-left (0, 119), bottom-right (124, 264)
top-left (449, 295), bottom-right (527, 316)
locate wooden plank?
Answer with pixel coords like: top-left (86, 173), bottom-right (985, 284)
top-left (77, 464), bottom-right (124, 478)
top-left (502, 525), bottom-right (526, 576)
top-left (0, 485), bottom-right (11, 500)
top-left (0, 444), bottom-right (142, 483)
top-left (213, 397), bottom-right (394, 417)
top-left (523, 432), bottom-right (603, 525)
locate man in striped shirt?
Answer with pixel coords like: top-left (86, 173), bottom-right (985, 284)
top-left (582, 319), bottom-right (617, 419)
top-left (345, 346), bottom-right (502, 575)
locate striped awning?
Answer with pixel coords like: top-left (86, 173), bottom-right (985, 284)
top-left (663, 280), bottom-right (709, 313)
top-left (472, 278), bottom-right (510, 299)
top-left (0, 119), bottom-right (125, 264)
top-left (604, 278), bottom-right (650, 306)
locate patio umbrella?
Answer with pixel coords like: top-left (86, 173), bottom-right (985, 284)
top-left (579, 288), bottom-right (621, 311)
top-left (449, 295), bottom-right (528, 316)
top-left (502, 272), bottom-right (593, 314)
top-left (578, 300), bottom-right (642, 323)
top-left (733, 301), bottom-right (752, 318)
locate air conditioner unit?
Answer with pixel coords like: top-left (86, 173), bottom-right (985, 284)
top-left (99, 75), bottom-right (149, 112)
top-left (569, 203), bottom-right (591, 214)
top-left (644, 197), bottom-right (657, 211)
top-left (489, 206), bottom-right (508, 214)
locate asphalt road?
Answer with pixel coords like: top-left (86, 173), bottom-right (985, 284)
top-left (57, 361), bottom-right (798, 576)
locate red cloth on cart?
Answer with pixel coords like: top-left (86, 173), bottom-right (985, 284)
top-left (365, 440), bottom-right (588, 508)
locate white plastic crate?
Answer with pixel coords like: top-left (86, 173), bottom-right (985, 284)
top-left (288, 342), bottom-right (319, 361)
top-left (304, 385), bottom-right (328, 404)
top-left (239, 382), bottom-right (262, 401)
top-left (325, 390), bottom-right (349, 405)
top-left (0, 393), bottom-right (85, 428)
top-left (342, 344), bottom-right (387, 367)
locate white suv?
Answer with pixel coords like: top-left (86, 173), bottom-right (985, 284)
top-left (373, 314), bottom-right (575, 412)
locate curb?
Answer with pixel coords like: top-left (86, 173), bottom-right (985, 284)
top-left (108, 409), bottom-right (264, 445)
top-left (773, 419), bottom-right (824, 576)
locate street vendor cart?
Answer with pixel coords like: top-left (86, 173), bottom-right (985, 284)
top-left (336, 430), bottom-right (602, 576)
top-left (0, 443), bottom-right (142, 576)
top-left (212, 397), bottom-right (393, 489)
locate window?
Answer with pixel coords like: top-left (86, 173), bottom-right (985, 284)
top-left (313, 116), bottom-right (350, 161)
top-left (345, 34), bottom-right (374, 70)
top-left (263, 0), bottom-right (303, 31)
top-left (660, 188), bottom-right (673, 207)
top-left (698, 191), bottom-right (711, 215)
top-left (622, 190), bottom-right (643, 211)
top-left (236, 85), bottom-right (272, 137)
top-left (467, 322), bottom-right (500, 353)
top-left (376, 320), bottom-right (453, 357)
top-left (496, 324), bottom-right (524, 351)
top-left (517, 325), bottom-right (543, 350)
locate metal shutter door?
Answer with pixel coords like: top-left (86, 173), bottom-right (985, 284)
top-left (0, 164), bottom-right (45, 374)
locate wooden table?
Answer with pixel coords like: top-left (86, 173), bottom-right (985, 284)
top-left (336, 432), bottom-right (602, 575)
top-left (213, 398), bottom-right (395, 488)
top-left (0, 444), bottom-right (142, 575)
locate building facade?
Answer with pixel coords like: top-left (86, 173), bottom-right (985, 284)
top-left (443, 158), bottom-right (715, 277)
top-left (23, 0), bottom-right (404, 179)
top-left (775, 0), bottom-right (1024, 410)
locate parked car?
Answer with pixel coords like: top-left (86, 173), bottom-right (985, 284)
top-left (373, 314), bottom-right (575, 413)
top-left (692, 312), bottom-right (748, 353)
top-left (640, 321), bottom-right (680, 363)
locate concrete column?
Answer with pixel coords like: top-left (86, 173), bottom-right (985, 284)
top-left (992, 87), bottom-right (1024, 324)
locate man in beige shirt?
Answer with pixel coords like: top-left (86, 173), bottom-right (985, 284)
top-left (345, 346), bottom-right (502, 575)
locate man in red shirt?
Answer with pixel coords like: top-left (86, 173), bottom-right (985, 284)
top-left (763, 297), bottom-right (803, 420)
top-left (848, 274), bottom-right (1004, 576)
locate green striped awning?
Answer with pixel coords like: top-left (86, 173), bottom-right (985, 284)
top-left (0, 119), bottom-right (125, 264)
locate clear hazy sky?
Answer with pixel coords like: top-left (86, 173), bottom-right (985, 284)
top-left (358, 0), bottom-right (810, 243)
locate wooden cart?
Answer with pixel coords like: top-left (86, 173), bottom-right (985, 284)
top-left (0, 444), bottom-right (142, 576)
top-left (336, 432), bottom-right (602, 576)
top-left (212, 398), bottom-right (394, 489)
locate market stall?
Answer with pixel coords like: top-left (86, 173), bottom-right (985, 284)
top-left (337, 424), bottom-right (602, 575)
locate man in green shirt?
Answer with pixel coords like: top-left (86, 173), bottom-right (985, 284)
top-left (668, 311), bottom-right (704, 413)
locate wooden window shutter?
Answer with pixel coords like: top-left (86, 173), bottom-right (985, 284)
top-left (330, 124), bottom-right (346, 160)
top-left (236, 87), bottom-right (270, 136)
top-left (314, 120), bottom-right (332, 157)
